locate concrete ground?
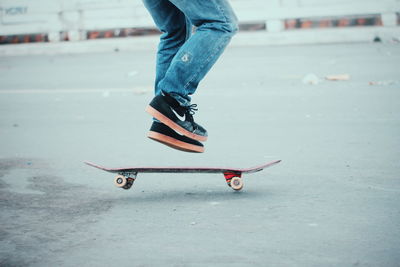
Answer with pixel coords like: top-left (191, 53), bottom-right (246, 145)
top-left (0, 42), bottom-right (399, 266)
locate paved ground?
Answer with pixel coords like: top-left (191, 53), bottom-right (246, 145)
top-left (0, 43), bottom-right (399, 266)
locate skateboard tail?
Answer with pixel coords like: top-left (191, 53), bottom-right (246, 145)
top-left (241, 160), bottom-right (281, 173)
top-left (84, 161), bottom-right (114, 172)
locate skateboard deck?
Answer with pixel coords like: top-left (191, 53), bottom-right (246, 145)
top-left (85, 160), bottom-right (281, 191)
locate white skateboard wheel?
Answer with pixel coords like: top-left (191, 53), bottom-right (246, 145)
top-left (230, 177), bottom-right (243, 191)
top-left (114, 175), bottom-right (127, 188)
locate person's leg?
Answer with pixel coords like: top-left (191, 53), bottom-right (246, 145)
top-left (155, 17), bottom-right (193, 96)
top-left (144, 0), bottom-right (238, 151)
top-left (143, 0), bottom-right (205, 152)
top-left (146, 0), bottom-right (237, 142)
top-left (142, 0), bottom-right (192, 96)
top-left (157, 0), bottom-right (238, 105)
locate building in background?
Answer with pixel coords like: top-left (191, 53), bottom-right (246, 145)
top-left (0, 0), bottom-right (399, 45)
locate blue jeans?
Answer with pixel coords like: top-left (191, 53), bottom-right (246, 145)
top-left (142, 0), bottom-right (238, 106)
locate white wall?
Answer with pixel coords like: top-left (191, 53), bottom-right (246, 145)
top-left (0, 0), bottom-right (399, 41)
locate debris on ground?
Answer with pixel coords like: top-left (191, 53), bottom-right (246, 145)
top-left (302, 73), bottom-right (320, 85)
top-left (133, 86), bottom-right (151, 95)
top-left (368, 80), bottom-right (399, 86)
top-left (325, 74), bottom-right (351, 81)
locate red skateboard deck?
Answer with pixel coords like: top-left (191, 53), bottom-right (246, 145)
top-left (84, 160), bottom-right (281, 191)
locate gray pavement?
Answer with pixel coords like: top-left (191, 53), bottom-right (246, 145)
top-left (0, 43), bottom-right (399, 266)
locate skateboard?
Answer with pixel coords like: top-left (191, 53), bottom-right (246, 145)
top-left (85, 160), bottom-right (281, 191)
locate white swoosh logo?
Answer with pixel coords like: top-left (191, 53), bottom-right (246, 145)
top-left (171, 108), bottom-right (185, 121)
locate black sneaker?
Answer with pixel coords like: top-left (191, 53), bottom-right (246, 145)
top-left (145, 93), bottom-right (208, 142)
top-left (148, 121), bottom-right (204, 153)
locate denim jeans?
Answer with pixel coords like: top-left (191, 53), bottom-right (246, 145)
top-left (142, 0), bottom-right (238, 106)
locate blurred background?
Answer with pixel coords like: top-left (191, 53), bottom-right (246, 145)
top-left (0, 0), bottom-right (399, 50)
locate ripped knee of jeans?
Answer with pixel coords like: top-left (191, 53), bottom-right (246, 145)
top-left (180, 52), bottom-right (192, 63)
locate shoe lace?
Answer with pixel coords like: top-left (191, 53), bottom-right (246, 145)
top-left (184, 104), bottom-right (198, 122)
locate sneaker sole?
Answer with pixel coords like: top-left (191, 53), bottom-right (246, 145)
top-left (146, 105), bottom-right (208, 142)
top-left (148, 131), bottom-right (204, 153)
